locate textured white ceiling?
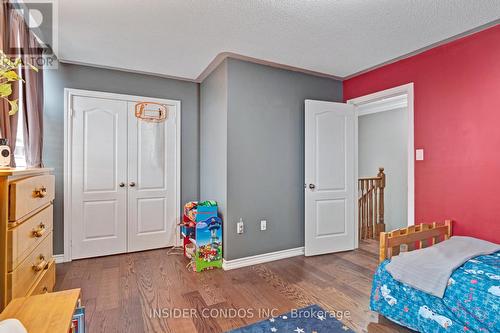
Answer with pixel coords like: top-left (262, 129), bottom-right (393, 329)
top-left (57, 0), bottom-right (500, 80)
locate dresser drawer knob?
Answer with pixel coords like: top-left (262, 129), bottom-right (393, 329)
top-left (32, 223), bottom-right (46, 238)
top-left (42, 286), bottom-right (49, 293)
top-left (33, 186), bottom-right (47, 198)
top-left (32, 255), bottom-right (48, 272)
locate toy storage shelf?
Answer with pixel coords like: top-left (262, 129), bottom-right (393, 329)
top-left (181, 203), bottom-right (222, 272)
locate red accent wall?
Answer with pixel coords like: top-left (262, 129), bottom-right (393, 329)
top-left (344, 25), bottom-right (500, 243)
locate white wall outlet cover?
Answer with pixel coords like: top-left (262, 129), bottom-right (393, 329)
top-left (260, 220), bottom-right (267, 231)
top-left (416, 149), bottom-right (424, 161)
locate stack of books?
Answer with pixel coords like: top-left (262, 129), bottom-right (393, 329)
top-left (69, 300), bottom-right (85, 333)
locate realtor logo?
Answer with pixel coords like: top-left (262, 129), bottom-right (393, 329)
top-left (8, 0), bottom-right (58, 69)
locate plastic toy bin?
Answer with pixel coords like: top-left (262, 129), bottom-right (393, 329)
top-left (195, 206), bottom-right (217, 221)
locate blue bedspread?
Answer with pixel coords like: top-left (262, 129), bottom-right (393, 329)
top-left (371, 252), bottom-right (500, 332)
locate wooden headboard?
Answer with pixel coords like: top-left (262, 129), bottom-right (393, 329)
top-left (379, 220), bottom-right (452, 262)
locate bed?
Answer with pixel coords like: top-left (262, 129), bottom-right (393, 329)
top-left (371, 221), bottom-right (500, 332)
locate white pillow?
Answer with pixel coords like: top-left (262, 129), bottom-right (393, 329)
top-left (0, 319), bottom-right (27, 333)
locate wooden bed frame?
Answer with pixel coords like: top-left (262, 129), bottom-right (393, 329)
top-left (379, 220), bottom-right (452, 262)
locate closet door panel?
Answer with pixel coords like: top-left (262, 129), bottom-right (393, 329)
top-left (71, 96), bottom-right (128, 259)
top-left (127, 102), bottom-right (177, 252)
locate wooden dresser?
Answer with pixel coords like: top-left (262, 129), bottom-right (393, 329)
top-left (0, 168), bottom-right (55, 311)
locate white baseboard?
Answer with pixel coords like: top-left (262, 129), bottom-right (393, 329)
top-left (222, 247), bottom-right (304, 270)
top-left (53, 254), bottom-right (66, 264)
top-left (54, 247), bottom-right (305, 268)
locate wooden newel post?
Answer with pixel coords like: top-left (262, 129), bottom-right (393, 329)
top-left (377, 167), bottom-right (385, 188)
top-left (376, 167), bottom-right (385, 238)
top-left (357, 168), bottom-right (386, 241)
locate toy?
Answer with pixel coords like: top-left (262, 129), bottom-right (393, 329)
top-left (185, 243), bottom-right (196, 259)
top-left (193, 217), bottom-right (223, 272)
top-left (183, 201), bottom-right (218, 222)
top-left (181, 202), bottom-right (222, 272)
top-left (135, 102), bottom-right (168, 123)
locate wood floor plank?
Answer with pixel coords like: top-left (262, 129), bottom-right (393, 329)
top-left (194, 270), bottom-right (228, 306)
top-left (207, 301), bottom-right (247, 332)
top-left (134, 256), bottom-right (172, 333)
top-left (56, 240), bottom-right (409, 333)
top-left (118, 295), bottom-right (144, 333)
top-left (80, 259), bottom-right (104, 301)
top-left (183, 291), bottom-right (222, 333)
top-left (88, 307), bottom-right (120, 333)
top-left (96, 267), bottom-right (120, 311)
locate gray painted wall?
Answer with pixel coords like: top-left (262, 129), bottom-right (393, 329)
top-left (43, 61), bottom-right (200, 254)
top-left (200, 60), bottom-right (228, 222)
top-left (224, 59), bottom-right (342, 260)
top-left (358, 108), bottom-right (408, 231)
top-left (44, 58), bottom-right (342, 259)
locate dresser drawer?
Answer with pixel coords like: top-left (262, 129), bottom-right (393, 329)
top-left (7, 205), bottom-right (53, 271)
top-left (27, 259), bottom-right (56, 296)
top-left (9, 175), bottom-right (55, 221)
top-left (7, 233), bottom-right (53, 300)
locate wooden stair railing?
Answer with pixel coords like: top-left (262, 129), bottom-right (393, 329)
top-left (358, 167), bottom-right (386, 240)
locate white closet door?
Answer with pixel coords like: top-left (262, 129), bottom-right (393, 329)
top-left (127, 102), bottom-right (177, 252)
top-left (71, 96), bottom-right (128, 259)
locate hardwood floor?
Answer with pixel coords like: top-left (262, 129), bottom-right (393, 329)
top-left (55, 240), bottom-right (411, 333)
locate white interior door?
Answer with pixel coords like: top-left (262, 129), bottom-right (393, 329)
top-left (127, 102), bottom-right (178, 252)
top-left (304, 100), bottom-right (356, 256)
top-left (71, 96), bottom-right (128, 259)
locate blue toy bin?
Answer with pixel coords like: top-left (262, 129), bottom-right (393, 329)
top-left (195, 206), bottom-right (218, 222)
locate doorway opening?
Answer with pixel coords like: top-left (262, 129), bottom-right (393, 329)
top-left (348, 83), bottom-right (414, 240)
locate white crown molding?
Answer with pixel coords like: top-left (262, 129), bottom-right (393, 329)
top-left (195, 52), bottom-right (343, 82)
top-left (222, 247), bottom-right (304, 270)
top-left (57, 58), bottom-right (197, 83)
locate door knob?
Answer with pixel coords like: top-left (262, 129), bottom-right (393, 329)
top-left (129, 182), bottom-right (136, 187)
top-left (309, 184), bottom-right (316, 189)
top-left (119, 182), bottom-right (125, 188)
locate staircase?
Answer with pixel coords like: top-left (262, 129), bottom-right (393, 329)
top-left (358, 167), bottom-right (386, 240)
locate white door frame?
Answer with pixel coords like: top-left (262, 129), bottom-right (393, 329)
top-left (63, 88), bottom-right (181, 262)
top-left (347, 82), bottom-right (415, 227)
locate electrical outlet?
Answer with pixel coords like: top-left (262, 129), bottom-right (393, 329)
top-left (237, 218), bottom-right (244, 234)
top-left (260, 220), bottom-right (267, 231)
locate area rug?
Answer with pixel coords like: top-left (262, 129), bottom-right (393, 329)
top-left (227, 304), bottom-right (354, 333)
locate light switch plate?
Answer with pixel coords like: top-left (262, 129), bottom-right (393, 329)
top-left (237, 219), bottom-right (244, 234)
top-left (260, 220), bottom-right (267, 231)
top-left (416, 149), bottom-right (424, 161)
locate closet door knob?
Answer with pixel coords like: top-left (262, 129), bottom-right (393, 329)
top-left (129, 182), bottom-right (136, 187)
top-left (119, 182), bottom-right (125, 188)
top-left (309, 184), bottom-right (316, 189)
